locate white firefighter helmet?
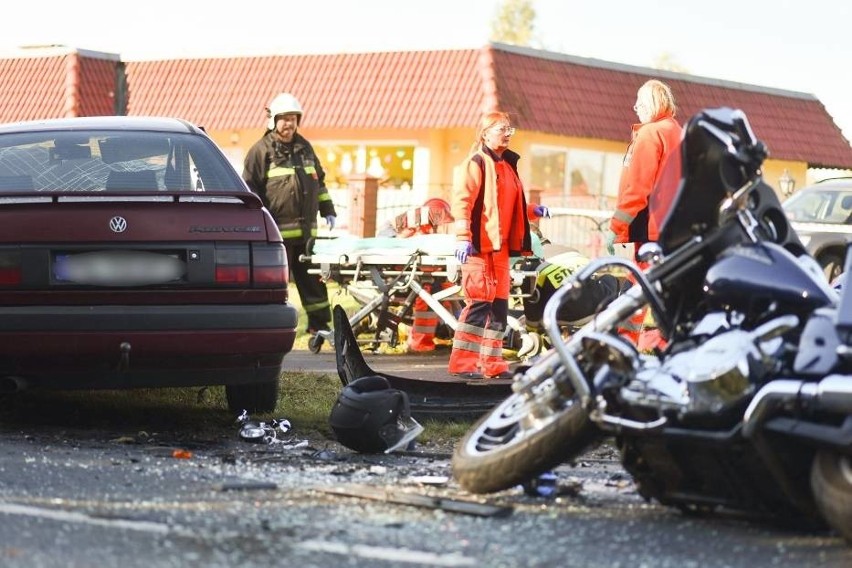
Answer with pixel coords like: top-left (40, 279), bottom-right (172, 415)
top-left (266, 92), bottom-right (303, 130)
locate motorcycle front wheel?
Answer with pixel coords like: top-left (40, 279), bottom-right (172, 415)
top-left (810, 449), bottom-right (852, 543)
top-left (452, 386), bottom-right (596, 494)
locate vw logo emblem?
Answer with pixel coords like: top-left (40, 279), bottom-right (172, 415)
top-left (109, 216), bottom-right (127, 233)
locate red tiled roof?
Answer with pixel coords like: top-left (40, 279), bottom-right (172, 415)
top-left (124, 43), bottom-right (852, 169)
top-left (125, 48), bottom-right (486, 130)
top-left (489, 45), bottom-right (852, 169)
top-left (0, 48), bottom-right (118, 122)
top-left (2, 44), bottom-right (851, 169)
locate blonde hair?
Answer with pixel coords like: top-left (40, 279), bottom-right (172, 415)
top-left (470, 111), bottom-right (511, 152)
top-left (637, 79), bottom-right (677, 119)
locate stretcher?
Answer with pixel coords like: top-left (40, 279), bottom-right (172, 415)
top-left (302, 233), bottom-right (543, 355)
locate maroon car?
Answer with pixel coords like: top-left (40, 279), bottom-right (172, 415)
top-left (0, 116), bottom-right (298, 412)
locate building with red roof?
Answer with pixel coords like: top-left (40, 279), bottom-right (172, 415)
top-left (2, 42), bottom-right (850, 216)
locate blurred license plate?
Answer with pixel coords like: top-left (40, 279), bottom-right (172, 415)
top-left (54, 251), bottom-right (184, 286)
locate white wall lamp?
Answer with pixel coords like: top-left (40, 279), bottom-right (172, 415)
top-left (779, 169), bottom-right (796, 197)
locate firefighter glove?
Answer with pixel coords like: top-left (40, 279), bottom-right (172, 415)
top-left (325, 215), bottom-right (336, 230)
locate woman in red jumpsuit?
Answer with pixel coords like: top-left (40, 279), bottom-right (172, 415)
top-left (449, 111), bottom-right (549, 379)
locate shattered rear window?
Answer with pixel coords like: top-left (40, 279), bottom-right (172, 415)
top-left (0, 130), bottom-right (244, 193)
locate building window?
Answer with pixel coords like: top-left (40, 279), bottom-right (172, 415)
top-left (530, 145), bottom-right (622, 209)
top-left (315, 144), bottom-right (414, 189)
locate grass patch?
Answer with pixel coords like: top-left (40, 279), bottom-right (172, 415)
top-left (0, 372), bottom-right (474, 446)
top-left (278, 371), bottom-right (341, 438)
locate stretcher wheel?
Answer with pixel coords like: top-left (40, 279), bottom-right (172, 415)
top-left (388, 330), bottom-right (400, 348)
top-left (308, 333), bottom-right (325, 354)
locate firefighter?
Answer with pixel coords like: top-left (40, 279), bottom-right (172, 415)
top-left (449, 111), bottom-right (549, 379)
top-left (243, 92), bottom-right (337, 334)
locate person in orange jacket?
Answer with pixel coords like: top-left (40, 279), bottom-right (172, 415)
top-left (604, 79), bottom-right (682, 346)
top-left (378, 198), bottom-right (457, 353)
top-left (449, 111), bottom-right (550, 379)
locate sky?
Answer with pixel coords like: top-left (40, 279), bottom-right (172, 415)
top-left (3, 0), bottom-right (851, 145)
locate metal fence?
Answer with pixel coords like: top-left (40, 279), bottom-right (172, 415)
top-left (537, 207), bottom-right (613, 258)
top-left (322, 188), bottom-right (616, 259)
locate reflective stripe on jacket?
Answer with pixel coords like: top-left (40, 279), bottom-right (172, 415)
top-left (242, 131), bottom-right (336, 243)
top-left (451, 146), bottom-right (534, 256)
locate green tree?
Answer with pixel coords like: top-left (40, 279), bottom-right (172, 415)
top-left (490, 0), bottom-right (538, 47)
top-left (653, 53), bottom-right (689, 74)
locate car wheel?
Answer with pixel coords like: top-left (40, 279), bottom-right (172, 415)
top-left (226, 380), bottom-right (279, 414)
top-left (818, 252), bottom-right (844, 283)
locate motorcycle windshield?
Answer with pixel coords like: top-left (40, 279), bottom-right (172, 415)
top-left (654, 107), bottom-right (760, 253)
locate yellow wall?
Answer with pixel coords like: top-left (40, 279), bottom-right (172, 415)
top-left (207, 126), bottom-right (813, 205)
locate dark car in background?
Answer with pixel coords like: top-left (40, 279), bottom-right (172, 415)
top-left (0, 116), bottom-right (298, 412)
top-left (783, 177), bottom-right (852, 281)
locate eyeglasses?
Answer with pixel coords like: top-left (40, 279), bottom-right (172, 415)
top-left (491, 125), bottom-right (516, 136)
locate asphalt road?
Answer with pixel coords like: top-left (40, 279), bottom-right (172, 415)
top-left (0, 345), bottom-right (850, 566)
top-left (1, 410), bottom-right (850, 568)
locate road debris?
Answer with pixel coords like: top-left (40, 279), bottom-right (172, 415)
top-left (236, 410), bottom-right (295, 444)
top-left (319, 484), bottom-right (513, 517)
top-left (216, 480), bottom-right (279, 492)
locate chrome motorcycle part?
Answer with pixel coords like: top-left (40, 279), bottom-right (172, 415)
top-left (688, 311), bottom-right (731, 337)
top-left (663, 330), bottom-right (755, 413)
top-left (744, 374), bottom-right (852, 439)
top-left (795, 311), bottom-right (842, 374)
top-left (239, 421), bottom-right (268, 443)
top-left (645, 316), bottom-right (793, 415)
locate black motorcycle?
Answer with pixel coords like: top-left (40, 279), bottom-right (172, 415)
top-left (451, 107), bottom-right (852, 542)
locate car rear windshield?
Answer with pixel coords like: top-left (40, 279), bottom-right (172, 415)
top-left (784, 187), bottom-right (852, 225)
top-left (0, 130), bottom-right (245, 193)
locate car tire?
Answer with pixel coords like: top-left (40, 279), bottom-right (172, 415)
top-left (226, 380), bottom-right (280, 414)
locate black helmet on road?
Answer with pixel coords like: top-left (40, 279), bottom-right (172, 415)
top-left (329, 375), bottom-right (423, 453)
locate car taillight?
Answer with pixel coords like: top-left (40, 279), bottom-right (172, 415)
top-left (252, 244), bottom-right (288, 288)
top-left (214, 247), bottom-right (250, 285)
top-left (0, 250), bottom-right (22, 285)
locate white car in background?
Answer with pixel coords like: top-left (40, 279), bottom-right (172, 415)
top-left (783, 177), bottom-right (852, 281)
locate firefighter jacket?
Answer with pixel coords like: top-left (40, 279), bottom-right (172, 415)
top-left (243, 131), bottom-right (337, 243)
top-left (610, 114), bottom-right (682, 244)
top-left (451, 145), bottom-right (539, 256)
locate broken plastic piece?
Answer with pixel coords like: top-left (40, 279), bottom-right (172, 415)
top-left (383, 415), bottom-right (424, 454)
top-left (236, 410), bottom-right (295, 444)
top-left (521, 471), bottom-right (557, 498)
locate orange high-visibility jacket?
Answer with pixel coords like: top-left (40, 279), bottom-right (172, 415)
top-left (610, 114), bottom-right (682, 243)
top-left (451, 146), bottom-right (539, 256)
